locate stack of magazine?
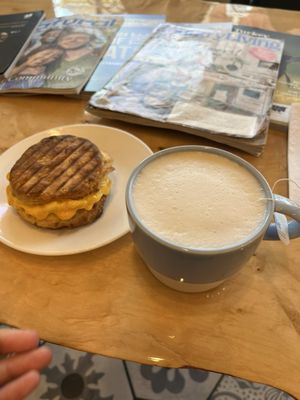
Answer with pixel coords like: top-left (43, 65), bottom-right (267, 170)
top-left (0, 14), bottom-right (123, 95)
top-left (87, 24), bottom-right (284, 155)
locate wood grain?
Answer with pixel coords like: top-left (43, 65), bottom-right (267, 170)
top-left (1, 236), bottom-right (300, 398)
top-left (166, 0), bottom-right (300, 34)
top-left (0, 0), bottom-right (54, 18)
top-left (0, 93), bottom-right (297, 397)
top-left (0, 1), bottom-right (299, 399)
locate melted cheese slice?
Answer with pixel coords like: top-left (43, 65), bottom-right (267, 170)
top-left (7, 177), bottom-right (111, 221)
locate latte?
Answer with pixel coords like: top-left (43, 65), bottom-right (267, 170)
top-left (132, 150), bottom-right (267, 250)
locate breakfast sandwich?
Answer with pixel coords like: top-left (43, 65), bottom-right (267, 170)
top-left (6, 134), bottom-right (113, 229)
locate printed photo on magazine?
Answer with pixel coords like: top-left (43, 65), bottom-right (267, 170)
top-left (89, 24), bottom-right (284, 140)
top-left (0, 10), bottom-right (45, 79)
top-left (0, 15), bottom-right (123, 95)
top-left (84, 14), bottom-right (165, 94)
top-left (233, 24), bottom-right (300, 128)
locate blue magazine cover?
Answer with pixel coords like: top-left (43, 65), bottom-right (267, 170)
top-left (84, 14), bottom-right (164, 93)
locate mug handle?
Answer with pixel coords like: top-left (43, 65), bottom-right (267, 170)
top-left (264, 194), bottom-right (300, 240)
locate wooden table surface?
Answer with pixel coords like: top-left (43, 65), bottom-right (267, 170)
top-left (1, 1), bottom-right (300, 398)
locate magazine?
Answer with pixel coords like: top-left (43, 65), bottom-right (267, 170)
top-left (85, 19), bottom-right (233, 94)
top-left (84, 14), bottom-right (165, 93)
top-left (233, 25), bottom-right (300, 129)
top-left (88, 23), bottom-right (284, 155)
top-left (0, 10), bottom-right (45, 79)
top-left (0, 15), bottom-right (123, 95)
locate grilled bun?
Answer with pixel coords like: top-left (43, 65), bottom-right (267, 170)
top-left (7, 135), bottom-right (113, 229)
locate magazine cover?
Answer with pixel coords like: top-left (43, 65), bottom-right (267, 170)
top-left (89, 24), bottom-right (284, 141)
top-left (0, 15), bottom-right (123, 95)
top-left (233, 25), bottom-right (300, 128)
top-left (84, 14), bottom-right (165, 93)
top-left (0, 10), bottom-right (45, 79)
top-left (85, 20), bottom-right (232, 94)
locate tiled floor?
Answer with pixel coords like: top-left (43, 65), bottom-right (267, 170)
top-left (125, 361), bottom-right (221, 400)
top-left (0, 324), bottom-right (294, 400)
top-left (211, 376), bottom-right (294, 400)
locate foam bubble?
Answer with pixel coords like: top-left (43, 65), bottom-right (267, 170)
top-left (133, 151), bottom-right (267, 250)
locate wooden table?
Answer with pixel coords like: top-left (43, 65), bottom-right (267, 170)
top-left (1, 1), bottom-right (300, 398)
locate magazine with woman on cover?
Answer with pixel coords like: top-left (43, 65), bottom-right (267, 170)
top-left (0, 15), bottom-right (123, 95)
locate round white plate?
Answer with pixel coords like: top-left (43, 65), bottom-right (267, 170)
top-left (0, 124), bottom-right (152, 256)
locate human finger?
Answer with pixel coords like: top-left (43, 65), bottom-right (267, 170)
top-left (0, 330), bottom-right (39, 355)
top-left (0, 346), bottom-right (52, 386)
top-left (0, 370), bottom-right (40, 400)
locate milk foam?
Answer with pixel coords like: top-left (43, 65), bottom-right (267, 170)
top-left (133, 151), bottom-right (267, 249)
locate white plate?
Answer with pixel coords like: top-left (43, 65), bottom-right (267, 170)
top-left (0, 124), bottom-right (152, 256)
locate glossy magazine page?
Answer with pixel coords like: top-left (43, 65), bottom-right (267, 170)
top-left (84, 14), bottom-right (165, 93)
top-left (233, 24), bottom-right (300, 128)
top-left (0, 10), bottom-right (45, 78)
top-left (0, 15), bottom-right (123, 94)
top-left (90, 23), bottom-right (284, 139)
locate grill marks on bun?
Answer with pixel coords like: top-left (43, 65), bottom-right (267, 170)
top-left (9, 135), bottom-right (103, 204)
top-left (7, 134), bottom-right (113, 229)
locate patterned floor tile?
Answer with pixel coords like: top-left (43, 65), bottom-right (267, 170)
top-left (28, 343), bottom-right (133, 400)
top-left (125, 361), bottom-right (222, 400)
top-left (210, 376), bottom-right (294, 400)
top-left (0, 324), bottom-right (294, 400)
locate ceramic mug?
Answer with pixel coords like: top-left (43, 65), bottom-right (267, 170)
top-left (126, 146), bottom-right (300, 292)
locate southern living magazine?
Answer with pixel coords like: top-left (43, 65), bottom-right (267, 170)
top-left (0, 15), bottom-right (123, 95)
top-left (88, 24), bottom-right (284, 155)
top-left (233, 25), bottom-right (300, 129)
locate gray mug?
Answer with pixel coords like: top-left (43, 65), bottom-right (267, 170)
top-left (126, 146), bottom-right (300, 292)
